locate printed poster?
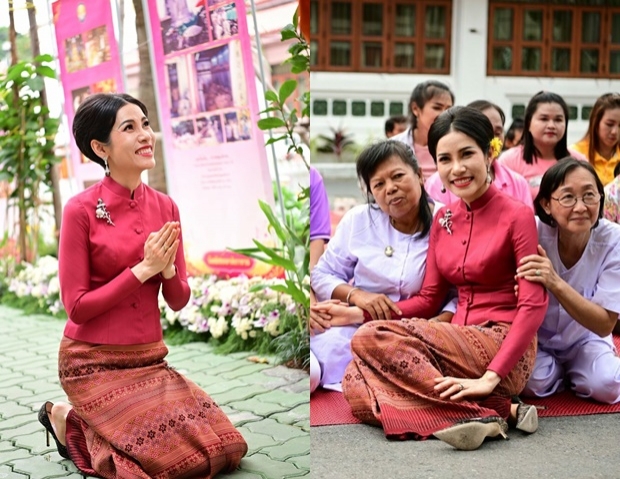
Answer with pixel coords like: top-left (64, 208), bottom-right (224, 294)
top-left (52, 0), bottom-right (124, 188)
top-left (146, 0), bottom-right (274, 278)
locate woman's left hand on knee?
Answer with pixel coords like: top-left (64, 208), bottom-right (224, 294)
top-left (434, 371), bottom-right (501, 401)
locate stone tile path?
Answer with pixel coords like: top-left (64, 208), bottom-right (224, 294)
top-left (0, 306), bottom-right (309, 478)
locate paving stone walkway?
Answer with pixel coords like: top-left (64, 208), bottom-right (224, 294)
top-left (0, 306), bottom-right (309, 478)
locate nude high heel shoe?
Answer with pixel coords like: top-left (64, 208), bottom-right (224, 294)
top-left (433, 417), bottom-right (509, 451)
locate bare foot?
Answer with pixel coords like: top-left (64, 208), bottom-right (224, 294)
top-left (50, 402), bottom-right (72, 446)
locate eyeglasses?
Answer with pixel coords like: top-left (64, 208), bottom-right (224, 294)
top-left (551, 192), bottom-right (601, 208)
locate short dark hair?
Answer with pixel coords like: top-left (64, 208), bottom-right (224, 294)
top-left (534, 157), bottom-right (605, 228)
top-left (356, 140), bottom-right (433, 238)
top-left (408, 80), bottom-right (454, 131)
top-left (73, 93), bottom-right (149, 169)
top-left (467, 100), bottom-right (506, 126)
top-left (506, 117), bottom-right (525, 143)
top-left (428, 106), bottom-right (494, 164)
top-left (385, 115), bottom-right (408, 135)
top-left (522, 91), bottom-right (570, 165)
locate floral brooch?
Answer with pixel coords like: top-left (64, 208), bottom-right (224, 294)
top-left (95, 198), bottom-right (115, 226)
top-left (439, 209), bottom-right (452, 235)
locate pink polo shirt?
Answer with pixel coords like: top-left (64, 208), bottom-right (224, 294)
top-left (391, 128), bottom-right (437, 180)
top-left (499, 145), bottom-right (587, 200)
top-left (59, 176), bottom-right (191, 345)
top-left (425, 161), bottom-right (533, 211)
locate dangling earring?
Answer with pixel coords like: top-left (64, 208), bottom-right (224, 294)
top-left (486, 165), bottom-right (492, 184)
top-left (440, 184), bottom-right (446, 193)
top-left (103, 157), bottom-right (110, 177)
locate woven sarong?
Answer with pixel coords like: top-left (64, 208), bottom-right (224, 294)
top-left (342, 319), bottom-right (536, 440)
top-left (58, 337), bottom-right (247, 478)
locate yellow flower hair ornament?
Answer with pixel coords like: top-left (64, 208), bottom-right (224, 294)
top-left (490, 137), bottom-right (503, 160)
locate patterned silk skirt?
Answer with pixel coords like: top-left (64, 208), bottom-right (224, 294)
top-left (342, 319), bottom-right (536, 440)
top-left (58, 337), bottom-right (248, 478)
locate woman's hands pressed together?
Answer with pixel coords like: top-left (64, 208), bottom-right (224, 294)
top-left (132, 222), bottom-right (180, 282)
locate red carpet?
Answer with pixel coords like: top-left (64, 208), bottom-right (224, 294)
top-left (310, 336), bottom-right (620, 427)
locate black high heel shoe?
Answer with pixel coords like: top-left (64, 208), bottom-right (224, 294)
top-left (38, 401), bottom-right (70, 459)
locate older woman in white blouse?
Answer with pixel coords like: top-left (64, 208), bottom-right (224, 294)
top-left (517, 158), bottom-right (620, 403)
top-left (311, 140), bottom-right (454, 391)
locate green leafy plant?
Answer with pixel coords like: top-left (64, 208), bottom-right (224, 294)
top-left (232, 195), bottom-right (309, 368)
top-left (273, 181), bottom-right (307, 240)
top-left (238, 8), bottom-right (310, 369)
top-left (0, 54), bottom-right (61, 262)
top-left (257, 10), bottom-right (310, 168)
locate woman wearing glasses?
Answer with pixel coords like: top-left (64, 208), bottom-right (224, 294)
top-left (516, 158), bottom-right (620, 403)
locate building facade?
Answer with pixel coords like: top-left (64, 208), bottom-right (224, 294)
top-left (310, 0), bottom-right (620, 145)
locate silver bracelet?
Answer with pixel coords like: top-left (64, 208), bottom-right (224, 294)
top-left (346, 287), bottom-right (359, 305)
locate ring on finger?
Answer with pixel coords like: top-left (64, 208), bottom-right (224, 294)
top-left (535, 269), bottom-right (541, 276)
top-left (458, 383), bottom-right (464, 392)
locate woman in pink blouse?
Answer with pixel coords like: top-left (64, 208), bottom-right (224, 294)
top-left (313, 107), bottom-right (548, 451)
top-left (499, 91), bottom-right (586, 200)
top-left (38, 94), bottom-right (247, 477)
top-left (425, 99), bottom-right (533, 210)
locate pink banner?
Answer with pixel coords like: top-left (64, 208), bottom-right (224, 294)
top-left (146, 0), bottom-right (274, 278)
top-left (53, 0), bottom-right (124, 188)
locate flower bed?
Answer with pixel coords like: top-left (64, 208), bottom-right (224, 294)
top-left (0, 255), bottom-right (307, 365)
top-left (1, 255), bottom-right (65, 317)
top-left (159, 274), bottom-right (305, 360)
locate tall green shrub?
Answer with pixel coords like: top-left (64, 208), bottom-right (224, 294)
top-left (0, 54), bottom-right (60, 262)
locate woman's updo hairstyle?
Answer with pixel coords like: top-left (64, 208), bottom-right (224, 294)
top-left (73, 93), bottom-right (148, 169)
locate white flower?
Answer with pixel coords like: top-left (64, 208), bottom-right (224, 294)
top-left (264, 317), bottom-right (281, 336)
top-left (165, 308), bottom-right (179, 325)
top-left (48, 276), bottom-right (60, 295)
top-left (207, 315), bottom-right (229, 339)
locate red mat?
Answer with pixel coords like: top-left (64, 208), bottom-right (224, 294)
top-left (310, 336), bottom-right (620, 427)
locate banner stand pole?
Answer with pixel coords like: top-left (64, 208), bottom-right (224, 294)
top-left (248, 0), bottom-right (287, 227)
top-left (140, 0), bottom-right (170, 187)
top-left (114, 0), bottom-right (129, 93)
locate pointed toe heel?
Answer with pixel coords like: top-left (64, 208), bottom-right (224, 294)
top-left (433, 418), bottom-right (508, 451)
top-left (38, 401), bottom-right (70, 459)
top-left (516, 403), bottom-right (538, 434)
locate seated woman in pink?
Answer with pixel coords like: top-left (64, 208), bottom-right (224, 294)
top-left (426, 100), bottom-right (532, 210)
top-left (313, 107), bottom-right (548, 451)
top-left (499, 91), bottom-right (586, 200)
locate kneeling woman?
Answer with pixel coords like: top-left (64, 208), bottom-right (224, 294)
top-left (39, 93), bottom-right (247, 477)
top-left (518, 159), bottom-right (620, 404)
top-left (313, 107), bottom-right (548, 450)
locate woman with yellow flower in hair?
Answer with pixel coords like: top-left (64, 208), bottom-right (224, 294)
top-left (312, 107), bottom-right (548, 451)
top-left (425, 100), bottom-right (533, 210)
